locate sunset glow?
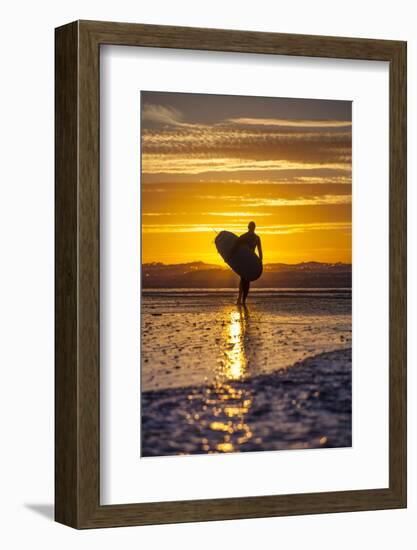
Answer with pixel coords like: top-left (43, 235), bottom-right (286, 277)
top-left (141, 92), bottom-right (352, 265)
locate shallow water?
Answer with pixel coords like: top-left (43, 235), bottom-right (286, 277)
top-left (141, 289), bottom-right (352, 456)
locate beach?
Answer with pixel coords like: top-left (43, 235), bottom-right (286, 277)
top-left (141, 289), bottom-right (352, 456)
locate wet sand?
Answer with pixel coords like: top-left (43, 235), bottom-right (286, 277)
top-left (141, 289), bottom-right (352, 456)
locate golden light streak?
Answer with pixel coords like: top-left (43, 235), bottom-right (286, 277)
top-left (222, 175), bottom-right (352, 185)
top-left (142, 222), bottom-right (352, 234)
top-left (204, 211), bottom-right (273, 217)
top-left (227, 117), bottom-right (352, 128)
top-left (200, 194), bottom-right (352, 207)
top-left (241, 195), bottom-right (351, 207)
top-left (142, 154), bottom-right (351, 175)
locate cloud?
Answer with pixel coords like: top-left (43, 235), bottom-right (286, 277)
top-left (142, 154), bottom-right (351, 175)
top-left (142, 175), bottom-right (351, 186)
top-left (141, 221), bottom-right (351, 234)
top-left (240, 195), bottom-right (352, 207)
top-left (142, 128), bottom-right (351, 154)
top-left (284, 175), bottom-right (351, 185)
top-left (217, 175), bottom-right (352, 185)
top-left (142, 104), bottom-right (185, 126)
top-left (227, 118), bottom-right (352, 128)
top-left (199, 194), bottom-right (351, 207)
top-left (141, 108), bottom-right (352, 179)
top-left (204, 211), bottom-right (272, 217)
top-left (142, 212), bottom-right (188, 216)
top-left (141, 127), bottom-right (351, 176)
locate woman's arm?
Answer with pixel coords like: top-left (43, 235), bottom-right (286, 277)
top-left (257, 236), bottom-right (263, 262)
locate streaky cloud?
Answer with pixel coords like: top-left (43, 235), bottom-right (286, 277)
top-left (227, 117), bottom-right (352, 128)
top-left (142, 154), bottom-right (351, 175)
top-left (142, 221), bottom-right (351, 234)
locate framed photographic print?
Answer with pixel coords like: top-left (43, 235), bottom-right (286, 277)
top-left (55, 20), bottom-right (407, 528)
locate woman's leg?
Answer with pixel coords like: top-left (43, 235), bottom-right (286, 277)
top-left (242, 279), bottom-right (250, 304)
top-left (237, 278), bottom-right (243, 304)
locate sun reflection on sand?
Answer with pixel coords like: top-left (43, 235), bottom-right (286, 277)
top-left (200, 306), bottom-right (255, 453)
top-left (224, 309), bottom-right (247, 380)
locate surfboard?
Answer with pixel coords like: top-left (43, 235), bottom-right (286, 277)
top-left (215, 230), bottom-right (263, 282)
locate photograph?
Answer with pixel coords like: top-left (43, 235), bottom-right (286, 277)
top-left (140, 91), bottom-right (352, 457)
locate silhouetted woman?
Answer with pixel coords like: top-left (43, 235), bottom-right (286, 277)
top-left (228, 221), bottom-right (263, 305)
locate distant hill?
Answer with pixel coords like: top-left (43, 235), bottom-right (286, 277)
top-left (142, 261), bottom-right (352, 288)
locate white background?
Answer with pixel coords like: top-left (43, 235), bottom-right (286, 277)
top-left (0, 0), bottom-right (415, 548)
top-left (101, 47), bottom-right (389, 504)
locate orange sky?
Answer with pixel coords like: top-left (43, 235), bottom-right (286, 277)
top-left (141, 92), bottom-right (352, 265)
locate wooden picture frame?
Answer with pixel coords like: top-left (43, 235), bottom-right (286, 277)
top-left (55, 20), bottom-right (407, 529)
